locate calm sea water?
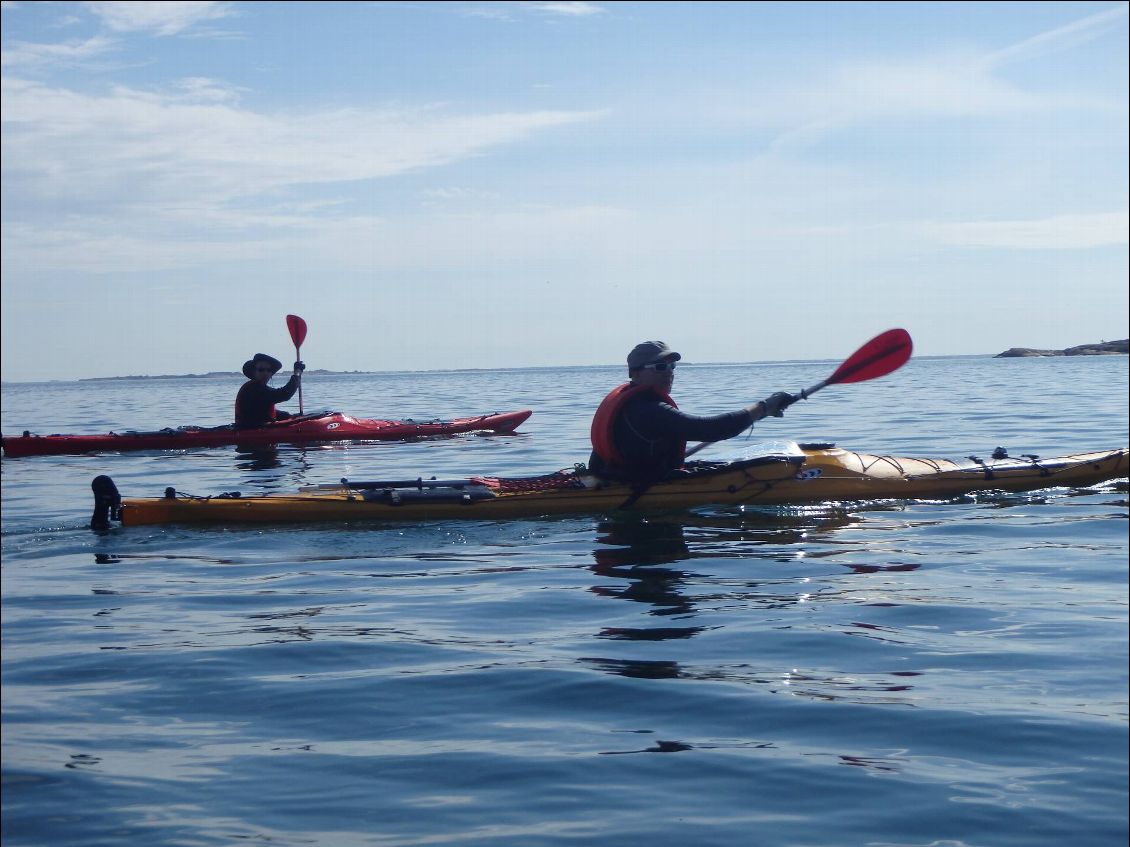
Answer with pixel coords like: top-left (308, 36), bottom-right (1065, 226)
top-left (2, 355), bottom-right (1128, 847)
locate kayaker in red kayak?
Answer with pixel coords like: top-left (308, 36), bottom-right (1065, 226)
top-left (235, 353), bottom-right (305, 429)
top-left (589, 341), bottom-right (796, 483)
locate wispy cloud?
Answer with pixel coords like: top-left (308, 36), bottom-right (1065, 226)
top-left (522, 2), bottom-right (605, 16)
top-left (81, 1), bottom-right (236, 36)
top-left (762, 6), bottom-right (1127, 152)
top-left (0, 74), bottom-right (605, 270)
top-left (2, 2), bottom-right (243, 68)
top-left (982, 4), bottom-right (1128, 69)
top-left (0, 201), bottom-right (634, 275)
top-left (421, 186), bottom-right (502, 203)
top-left (1, 76), bottom-right (602, 201)
top-left (464, 1), bottom-right (604, 21)
top-left (0, 34), bottom-right (115, 67)
top-left (921, 212), bottom-right (1129, 250)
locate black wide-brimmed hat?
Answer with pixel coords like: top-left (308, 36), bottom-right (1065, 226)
top-left (242, 353), bottom-right (283, 379)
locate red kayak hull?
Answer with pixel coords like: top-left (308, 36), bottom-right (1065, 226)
top-left (2, 410), bottom-right (532, 457)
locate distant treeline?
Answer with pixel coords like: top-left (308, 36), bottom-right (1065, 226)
top-left (79, 369), bottom-right (364, 382)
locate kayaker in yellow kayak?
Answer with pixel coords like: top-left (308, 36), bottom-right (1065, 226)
top-left (589, 341), bottom-right (795, 484)
top-left (235, 353), bottom-right (305, 429)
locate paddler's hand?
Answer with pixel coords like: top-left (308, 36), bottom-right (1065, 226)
top-left (293, 360), bottom-right (305, 375)
top-left (759, 391), bottom-right (797, 418)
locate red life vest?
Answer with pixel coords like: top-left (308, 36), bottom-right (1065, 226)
top-left (234, 380), bottom-right (277, 428)
top-left (590, 382), bottom-right (685, 468)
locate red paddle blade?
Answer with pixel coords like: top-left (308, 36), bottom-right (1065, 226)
top-left (286, 314), bottom-right (307, 348)
top-left (827, 328), bottom-right (913, 385)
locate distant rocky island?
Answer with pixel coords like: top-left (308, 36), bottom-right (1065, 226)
top-left (995, 340), bottom-right (1129, 358)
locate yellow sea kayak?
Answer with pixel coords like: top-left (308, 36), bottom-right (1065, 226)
top-left (91, 443), bottom-right (1128, 528)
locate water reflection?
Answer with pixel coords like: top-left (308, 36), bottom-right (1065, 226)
top-left (233, 444), bottom-right (283, 472)
top-left (93, 553), bottom-right (238, 566)
top-left (581, 515), bottom-right (926, 707)
top-left (585, 515), bottom-right (832, 634)
top-left (578, 656), bottom-right (923, 706)
top-left (232, 444), bottom-right (316, 490)
top-left (599, 731), bottom-right (780, 756)
top-left (580, 657), bottom-right (683, 679)
top-left (592, 518), bottom-right (693, 568)
top-left (589, 520), bottom-right (699, 635)
top-left (597, 626), bottom-right (706, 640)
top-left (600, 737), bottom-right (695, 755)
top-left (838, 754), bottom-right (900, 773)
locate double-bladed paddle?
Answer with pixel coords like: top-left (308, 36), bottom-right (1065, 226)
top-left (795, 327), bottom-right (913, 397)
top-left (686, 328), bottom-right (914, 458)
top-left (286, 314), bottom-right (308, 415)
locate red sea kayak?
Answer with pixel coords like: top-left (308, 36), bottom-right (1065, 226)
top-left (2, 409), bottom-right (532, 458)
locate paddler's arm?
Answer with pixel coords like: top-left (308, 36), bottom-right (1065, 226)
top-left (631, 403), bottom-right (753, 443)
top-left (267, 362), bottom-right (304, 403)
top-left (633, 391), bottom-right (798, 442)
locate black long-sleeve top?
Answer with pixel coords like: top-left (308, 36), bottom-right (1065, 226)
top-left (590, 393), bottom-right (754, 481)
top-left (234, 375), bottom-right (300, 429)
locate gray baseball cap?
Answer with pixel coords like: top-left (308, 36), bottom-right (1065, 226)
top-left (627, 341), bottom-right (681, 369)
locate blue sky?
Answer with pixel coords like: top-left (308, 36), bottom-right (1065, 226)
top-left (1, 1), bottom-right (1127, 381)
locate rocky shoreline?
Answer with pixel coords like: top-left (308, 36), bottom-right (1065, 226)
top-left (995, 340), bottom-right (1129, 358)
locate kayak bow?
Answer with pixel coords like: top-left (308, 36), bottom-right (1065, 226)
top-left (91, 442), bottom-right (1128, 529)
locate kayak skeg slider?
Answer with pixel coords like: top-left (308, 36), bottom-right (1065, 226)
top-left (90, 475), bottom-right (123, 530)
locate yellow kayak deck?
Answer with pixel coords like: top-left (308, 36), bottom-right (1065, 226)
top-left (104, 444), bottom-right (1128, 527)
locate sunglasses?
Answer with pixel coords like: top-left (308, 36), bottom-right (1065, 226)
top-left (639, 361), bottom-right (677, 371)
top-left (255, 366), bottom-right (275, 373)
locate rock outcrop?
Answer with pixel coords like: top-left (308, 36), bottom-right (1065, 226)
top-left (995, 339), bottom-right (1129, 357)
